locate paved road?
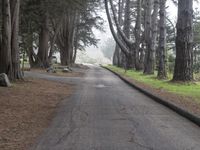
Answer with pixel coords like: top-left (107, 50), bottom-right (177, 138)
top-left (31, 66), bottom-right (200, 150)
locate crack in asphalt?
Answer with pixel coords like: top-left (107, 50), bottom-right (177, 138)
top-left (55, 104), bottom-right (90, 146)
top-left (55, 110), bottom-right (77, 145)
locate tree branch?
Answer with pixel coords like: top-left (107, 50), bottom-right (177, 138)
top-left (109, 0), bottom-right (134, 47)
top-left (104, 0), bottom-right (130, 56)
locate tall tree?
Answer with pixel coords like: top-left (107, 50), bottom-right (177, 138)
top-left (105, 0), bottom-right (130, 58)
top-left (10, 0), bottom-right (23, 79)
top-left (37, 10), bottom-right (50, 68)
top-left (173, 0), bottom-right (194, 81)
top-left (157, 0), bottom-right (167, 79)
top-left (113, 0), bottom-right (125, 67)
top-left (134, 0), bottom-right (142, 70)
top-left (123, 0), bottom-right (134, 69)
top-left (57, 8), bottom-right (78, 66)
top-left (0, 0), bottom-right (12, 77)
top-left (0, 0), bottom-right (22, 80)
top-left (144, 0), bottom-right (157, 74)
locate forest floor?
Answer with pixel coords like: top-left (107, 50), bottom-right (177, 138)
top-left (30, 68), bottom-right (85, 77)
top-left (106, 65), bottom-right (200, 117)
top-left (0, 78), bottom-right (74, 150)
top-left (24, 64), bottom-right (89, 78)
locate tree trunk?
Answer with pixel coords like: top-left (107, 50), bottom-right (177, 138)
top-left (37, 12), bottom-right (49, 68)
top-left (0, 0), bottom-right (12, 78)
top-left (113, 46), bottom-right (120, 66)
top-left (27, 34), bottom-right (36, 68)
top-left (104, 0), bottom-right (130, 57)
top-left (60, 47), bottom-right (69, 66)
top-left (72, 12), bottom-right (80, 64)
top-left (113, 0), bottom-right (124, 67)
top-left (48, 15), bottom-right (65, 62)
top-left (139, 33), bottom-right (145, 69)
top-left (157, 0), bottom-right (167, 79)
top-left (123, 0), bottom-right (134, 69)
top-left (10, 0), bottom-right (23, 80)
top-left (144, 0), bottom-right (159, 74)
top-left (72, 47), bottom-right (77, 64)
top-left (0, 32), bottom-right (2, 53)
top-left (123, 0), bottom-right (131, 39)
top-left (58, 9), bottom-right (77, 66)
top-left (144, 0), bottom-right (154, 74)
top-left (72, 31), bottom-right (78, 64)
top-left (173, 0), bottom-right (194, 81)
top-left (134, 0), bottom-right (142, 70)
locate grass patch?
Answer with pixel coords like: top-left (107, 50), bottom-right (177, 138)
top-left (106, 65), bottom-right (200, 102)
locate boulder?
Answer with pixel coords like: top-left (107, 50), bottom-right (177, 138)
top-left (46, 67), bottom-right (56, 73)
top-left (62, 68), bottom-right (70, 73)
top-left (0, 73), bottom-right (11, 87)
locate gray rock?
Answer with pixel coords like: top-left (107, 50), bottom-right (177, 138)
top-left (62, 68), bottom-right (70, 73)
top-left (0, 73), bottom-right (11, 87)
top-left (46, 67), bottom-right (56, 73)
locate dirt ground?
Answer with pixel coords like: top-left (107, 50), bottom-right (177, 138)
top-left (26, 64), bottom-right (89, 78)
top-left (123, 76), bottom-right (200, 116)
top-left (30, 69), bottom-right (85, 77)
top-left (0, 79), bottom-right (73, 150)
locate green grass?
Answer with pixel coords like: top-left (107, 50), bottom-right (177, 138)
top-left (106, 65), bottom-right (200, 102)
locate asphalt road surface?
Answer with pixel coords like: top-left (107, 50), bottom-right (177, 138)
top-left (31, 66), bottom-right (200, 150)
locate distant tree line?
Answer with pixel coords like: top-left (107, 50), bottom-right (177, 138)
top-left (0, 0), bottom-right (103, 80)
top-left (105, 0), bottom-right (199, 82)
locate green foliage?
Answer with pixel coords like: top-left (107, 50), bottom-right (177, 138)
top-left (75, 0), bottom-right (104, 50)
top-left (19, 0), bottom-right (104, 64)
top-left (107, 65), bottom-right (200, 102)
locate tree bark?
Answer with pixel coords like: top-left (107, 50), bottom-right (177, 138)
top-left (113, 0), bottom-right (125, 67)
top-left (37, 12), bottom-right (49, 68)
top-left (0, 0), bottom-right (12, 78)
top-left (143, 0), bottom-right (153, 74)
top-left (123, 0), bottom-right (131, 39)
top-left (123, 0), bottom-right (135, 69)
top-left (58, 9), bottom-right (77, 66)
top-left (0, 36), bottom-right (1, 55)
top-left (109, 0), bottom-right (133, 47)
top-left (105, 0), bottom-right (130, 57)
top-left (48, 15), bottom-right (65, 61)
top-left (68, 9), bottom-right (77, 66)
top-left (157, 0), bottom-right (167, 79)
top-left (72, 11), bottom-right (80, 64)
top-left (134, 0), bottom-right (142, 70)
top-left (173, 0), bottom-right (194, 81)
top-left (10, 0), bottom-right (23, 80)
top-left (26, 33), bottom-right (36, 68)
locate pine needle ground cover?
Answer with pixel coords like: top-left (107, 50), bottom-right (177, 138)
top-left (0, 79), bottom-right (73, 150)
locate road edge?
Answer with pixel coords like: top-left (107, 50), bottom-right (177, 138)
top-left (102, 66), bottom-right (200, 127)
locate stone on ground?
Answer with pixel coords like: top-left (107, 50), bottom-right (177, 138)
top-left (62, 68), bottom-right (70, 73)
top-left (0, 73), bottom-right (11, 87)
top-left (46, 67), bottom-right (56, 73)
